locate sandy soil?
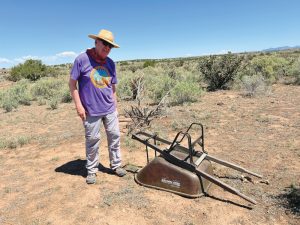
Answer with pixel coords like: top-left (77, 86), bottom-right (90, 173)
top-left (0, 84), bottom-right (299, 225)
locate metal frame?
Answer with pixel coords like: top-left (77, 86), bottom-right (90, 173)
top-left (132, 123), bottom-right (262, 204)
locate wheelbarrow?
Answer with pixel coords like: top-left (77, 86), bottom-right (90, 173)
top-left (131, 123), bottom-right (262, 204)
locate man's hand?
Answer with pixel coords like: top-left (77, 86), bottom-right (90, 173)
top-left (76, 105), bottom-right (86, 121)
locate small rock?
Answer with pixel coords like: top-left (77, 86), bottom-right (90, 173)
top-left (259, 180), bottom-right (270, 185)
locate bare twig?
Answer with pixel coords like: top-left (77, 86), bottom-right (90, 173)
top-left (124, 91), bottom-right (170, 135)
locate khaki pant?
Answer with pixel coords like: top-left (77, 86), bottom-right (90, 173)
top-left (83, 111), bottom-right (121, 174)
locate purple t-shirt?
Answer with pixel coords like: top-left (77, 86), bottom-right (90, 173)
top-left (70, 52), bottom-right (117, 116)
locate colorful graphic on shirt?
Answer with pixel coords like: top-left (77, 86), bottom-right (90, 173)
top-left (90, 66), bottom-right (111, 88)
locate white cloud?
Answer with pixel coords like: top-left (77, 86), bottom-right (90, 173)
top-left (1, 51), bottom-right (78, 67)
top-left (199, 50), bottom-right (233, 56)
top-left (0, 57), bottom-right (12, 64)
top-left (56, 51), bottom-right (77, 58)
top-left (14, 55), bottom-right (40, 63)
top-left (185, 53), bottom-right (193, 57)
top-left (217, 49), bottom-right (231, 54)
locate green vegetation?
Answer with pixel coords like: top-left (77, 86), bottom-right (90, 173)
top-left (0, 135), bottom-right (32, 149)
top-left (0, 79), bottom-right (33, 112)
top-left (0, 49), bottom-right (299, 113)
top-left (169, 81), bottom-right (202, 105)
top-left (198, 52), bottom-right (243, 91)
top-left (143, 60), bottom-right (156, 68)
top-left (8, 59), bottom-right (59, 81)
top-left (0, 62), bottom-right (70, 112)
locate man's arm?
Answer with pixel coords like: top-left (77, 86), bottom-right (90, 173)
top-left (69, 78), bottom-right (86, 121)
top-left (112, 84), bottom-right (118, 114)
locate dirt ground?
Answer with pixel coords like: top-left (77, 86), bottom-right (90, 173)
top-left (0, 84), bottom-right (299, 225)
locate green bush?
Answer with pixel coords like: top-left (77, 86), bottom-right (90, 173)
top-left (143, 60), bottom-right (156, 68)
top-left (289, 57), bottom-right (300, 85)
top-left (61, 88), bottom-right (73, 103)
top-left (250, 55), bottom-right (289, 82)
top-left (174, 60), bottom-right (184, 67)
top-left (240, 73), bottom-right (267, 97)
top-left (117, 73), bottom-right (134, 100)
top-left (0, 79), bottom-right (33, 112)
top-left (0, 75), bottom-right (70, 112)
top-left (49, 97), bottom-right (59, 110)
top-left (1, 98), bottom-right (18, 112)
top-left (147, 74), bottom-right (175, 103)
top-left (0, 136), bottom-right (31, 149)
top-left (198, 53), bottom-right (243, 91)
top-left (31, 78), bottom-right (63, 100)
top-left (117, 70), bottom-right (144, 100)
top-left (169, 81), bottom-right (202, 106)
top-left (9, 59), bottom-right (48, 81)
top-left (119, 61), bottom-right (129, 66)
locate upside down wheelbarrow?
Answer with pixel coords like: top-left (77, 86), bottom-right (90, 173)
top-left (131, 123), bottom-right (262, 204)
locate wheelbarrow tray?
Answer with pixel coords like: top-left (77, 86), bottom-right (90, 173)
top-left (135, 150), bottom-right (213, 197)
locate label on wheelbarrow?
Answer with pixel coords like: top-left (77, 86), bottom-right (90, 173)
top-left (161, 178), bottom-right (181, 188)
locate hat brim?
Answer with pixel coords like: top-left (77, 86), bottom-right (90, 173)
top-left (88, 34), bottom-right (120, 48)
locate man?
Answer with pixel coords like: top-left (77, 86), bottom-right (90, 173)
top-left (69, 29), bottom-right (126, 184)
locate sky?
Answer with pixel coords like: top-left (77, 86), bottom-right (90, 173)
top-left (0, 0), bottom-right (299, 68)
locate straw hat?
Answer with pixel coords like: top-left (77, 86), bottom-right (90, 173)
top-left (88, 29), bottom-right (120, 48)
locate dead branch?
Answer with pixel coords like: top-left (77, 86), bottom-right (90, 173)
top-left (124, 91), bottom-right (170, 135)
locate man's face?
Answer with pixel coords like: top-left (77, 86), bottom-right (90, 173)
top-left (95, 39), bottom-right (113, 59)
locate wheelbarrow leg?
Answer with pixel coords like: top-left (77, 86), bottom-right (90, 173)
top-left (205, 155), bottom-right (263, 178)
top-left (195, 169), bottom-right (257, 204)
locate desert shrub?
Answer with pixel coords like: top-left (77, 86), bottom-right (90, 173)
top-left (118, 71), bottom-right (135, 100)
top-left (31, 78), bottom-right (63, 100)
top-left (37, 98), bottom-right (47, 106)
top-left (8, 59), bottom-right (61, 81)
top-left (174, 60), bottom-right (184, 67)
top-left (61, 88), bottom-right (73, 103)
top-left (129, 70), bottom-right (146, 102)
top-left (143, 60), bottom-right (156, 68)
top-left (0, 136), bottom-right (31, 149)
top-left (249, 55), bottom-right (289, 83)
top-left (169, 81), bottom-right (202, 106)
top-left (167, 67), bottom-right (200, 82)
top-left (119, 61), bottom-right (129, 66)
top-left (240, 73), bottom-right (267, 97)
top-left (146, 74), bottom-right (175, 103)
top-left (198, 53), bottom-right (243, 91)
top-left (235, 63), bottom-right (272, 97)
top-left (0, 79), bottom-right (33, 112)
top-left (17, 136), bottom-right (31, 147)
top-left (167, 69), bottom-right (178, 79)
top-left (9, 59), bottom-right (48, 81)
top-left (31, 77), bottom-right (70, 109)
top-left (118, 61), bottom-right (144, 73)
top-left (117, 70), bottom-right (146, 101)
top-left (288, 57), bottom-right (300, 85)
top-left (46, 66), bottom-right (64, 78)
top-left (49, 97), bottom-right (59, 110)
top-left (0, 76), bottom-right (70, 112)
top-left (295, 75), bottom-right (300, 85)
top-left (1, 98), bottom-right (19, 112)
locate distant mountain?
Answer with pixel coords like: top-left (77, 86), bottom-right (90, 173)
top-left (262, 46), bottom-right (300, 52)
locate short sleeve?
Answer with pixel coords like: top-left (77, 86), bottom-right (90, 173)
top-left (110, 61), bottom-right (118, 84)
top-left (70, 57), bottom-right (81, 80)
